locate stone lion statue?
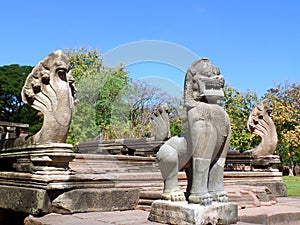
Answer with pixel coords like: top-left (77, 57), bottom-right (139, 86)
top-left (157, 58), bottom-right (230, 206)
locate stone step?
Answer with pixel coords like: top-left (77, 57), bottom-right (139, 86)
top-left (69, 154), bottom-right (284, 210)
top-left (238, 197), bottom-right (300, 225)
top-left (23, 197), bottom-right (300, 225)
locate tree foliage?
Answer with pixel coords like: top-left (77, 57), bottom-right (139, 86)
top-left (66, 47), bottom-right (184, 143)
top-left (106, 80), bottom-right (184, 139)
top-left (65, 48), bottom-right (129, 144)
top-left (223, 82), bottom-right (300, 169)
top-left (0, 64), bottom-right (41, 135)
top-left (223, 85), bottom-right (260, 150)
top-left (95, 67), bottom-right (129, 129)
top-left (264, 83), bottom-right (300, 168)
top-left (66, 48), bottom-right (103, 81)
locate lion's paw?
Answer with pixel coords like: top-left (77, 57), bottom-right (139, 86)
top-left (162, 191), bottom-right (186, 202)
top-left (212, 191), bottom-right (228, 203)
top-left (188, 193), bottom-right (213, 206)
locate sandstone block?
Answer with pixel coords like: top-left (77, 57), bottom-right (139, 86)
top-left (148, 200), bottom-right (238, 225)
top-left (0, 185), bottom-right (51, 214)
top-left (52, 188), bottom-right (139, 214)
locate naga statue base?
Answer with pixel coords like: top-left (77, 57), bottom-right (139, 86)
top-left (251, 154), bottom-right (281, 172)
top-left (0, 143), bottom-right (75, 175)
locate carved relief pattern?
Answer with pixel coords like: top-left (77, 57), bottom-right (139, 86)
top-left (22, 50), bottom-right (76, 144)
top-left (247, 99), bottom-right (278, 156)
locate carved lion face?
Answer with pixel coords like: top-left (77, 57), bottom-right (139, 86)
top-left (189, 58), bottom-right (225, 103)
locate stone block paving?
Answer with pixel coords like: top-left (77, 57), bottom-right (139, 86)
top-left (238, 197), bottom-right (300, 225)
top-left (24, 210), bottom-right (161, 225)
top-left (25, 197), bottom-right (300, 225)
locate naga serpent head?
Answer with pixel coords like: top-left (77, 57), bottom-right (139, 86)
top-left (246, 99), bottom-right (278, 156)
top-left (21, 50), bottom-right (76, 144)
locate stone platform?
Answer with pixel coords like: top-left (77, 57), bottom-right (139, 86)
top-left (0, 171), bottom-right (139, 215)
top-left (69, 154), bottom-right (287, 210)
top-left (0, 153), bottom-right (288, 224)
top-left (23, 197), bottom-right (300, 225)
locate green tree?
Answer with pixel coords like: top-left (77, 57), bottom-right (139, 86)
top-left (0, 64), bottom-right (41, 135)
top-left (264, 82), bottom-right (300, 172)
top-left (65, 48), bottom-right (103, 81)
top-left (223, 85), bottom-right (260, 150)
top-left (67, 47), bottom-right (185, 143)
top-left (65, 48), bottom-right (129, 144)
top-left (95, 67), bottom-right (128, 131)
top-left (107, 80), bottom-right (184, 139)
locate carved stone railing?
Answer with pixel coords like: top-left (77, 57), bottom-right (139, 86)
top-left (77, 104), bottom-right (170, 157)
top-left (225, 150), bottom-right (280, 172)
top-left (0, 121), bottom-right (29, 139)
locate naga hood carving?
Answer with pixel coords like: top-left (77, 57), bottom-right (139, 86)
top-left (246, 99), bottom-right (278, 156)
top-left (22, 50), bottom-right (76, 144)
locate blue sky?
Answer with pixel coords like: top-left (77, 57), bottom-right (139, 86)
top-left (1, 0), bottom-right (299, 97)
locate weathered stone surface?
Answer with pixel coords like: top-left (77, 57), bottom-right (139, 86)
top-left (225, 171), bottom-right (287, 198)
top-left (52, 188), bottom-right (139, 214)
top-left (22, 50), bottom-right (76, 145)
top-left (24, 210), bottom-right (162, 225)
top-left (250, 181), bottom-right (288, 198)
top-left (251, 155), bottom-right (281, 171)
top-left (246, 99), bottom-right (278, 156)
top-left (70, 153), bottom-right (159, 174)
top-left (226, 185), bottom-right (277, 209)
top-left (150, 103), bottom-right (170, 141)
top-left (0, 143), bottom-right (75, 174)
top-left (22, 197), bottom-right (300, 225)
top-left (69, 155), bottom-right (287, 210)
top-left (24, 213), bottom-right (100, 225)
top-left (239, 197), bottom-right (300, 225)
top-left (148, 200), bottom-right (238, 225)
top-left (0, 185), bottom-right (51, 214)
top-left (157, 58), bottom-right (231, 205)
top-left (0, 51), bottom-right (76, 174)
top-left (1, 51), bottom-right (76, 151)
